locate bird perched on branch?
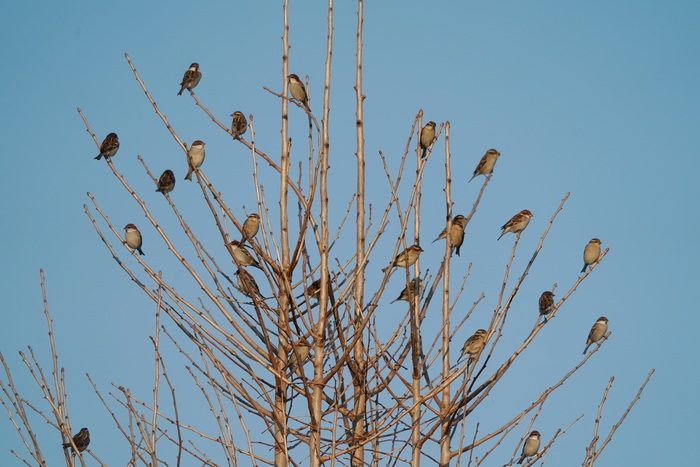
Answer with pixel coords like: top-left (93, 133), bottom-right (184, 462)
top-left (468, 149), bottom-right (500, 182)
top-left (228, 240), bottom-right (261, 269)
top-left (94, 133), bottom-right (119, 160)
top-left (581, 238), bottom-right (601, 273)
top-left (235, 269), bottom-right (262, 298)
top-left (177, 62), bottom-right (201, 95)
top-left (62, 427), bottom-right (90, 452)
top-left (382, 245), bottom-right (423, 273)
top-left (284, 337), bottom-right (311, 373)
top-left (155, 169), bottom-right (176, 194)
top-left (583, 317), bottom-right (608, 354)
top-left (432, 214), bottom-right (467, 256)
top-left (391, 278), bottom-right (423, 304)
top-left (288, 74), bottom-right (308, 109)
top-left (538, 291), bottom-right (554, 322)
top-left (240, 213), bottom-right (260, 244)
top-left (419, 121), bottom-right (436, 158)
top-left (459, 329), bottom-right (487, 359)
top-left (124, 224), bottom-right (144, 255)
top-left (517, 430), bottom-right (541, 464)
top-left (184, 140), bottom-right (206, 181)
top-left (230, 111), bottom-right (247, 139)
top-left (497, 210), bottom-right (533, 241)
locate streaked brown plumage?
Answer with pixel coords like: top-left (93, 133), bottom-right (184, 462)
top-left (178, 62), bottom-right (201, 95)
top-left (230, 111), bottom-right (247, 139)
top-left (420, 121), bottom-right (436, 158)
top-left (459, 329), bottom-right (487, 359)
top-left (432, 214), bottom-right (467, 256)
top-left (155, 169), bottom-right (176, 194)
top-left (581, 238), bottom-right (601, 273)
top-left (538, 291), bottom-right (554, 320)
top-left (583, 317), bottom-right (608, 354)
top-left (382, 245), bottom-right (423, 273)
top-left (497, 210), bottom-right (533, 241)
top-left (62, 427), bottom-right (90, 452)
top-left (468, 149), bottom-right (500, 182)
top-left (391, 278), bottom-right (423, 304)
top-left (95, 133), bottom-right (119, 160)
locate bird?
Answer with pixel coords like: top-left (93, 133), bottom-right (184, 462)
top-left (235, 269), bottom-right (262, 298)
top-left (240, 213), bottom-right (260, 244)
top-left (459, 329), bottom-right (487, 359)
top-left (538, 291), bottom-right (555, 321)
top-left (288, 74), bottom-right (308, 109)
top-left (432, 214), bottom-right (467, 256)
top-left (382, 245), bottom-right (423, 273)
top-left (468, 149), bottom-right (500, 182)
top-left (184, 140), bottom-right (206, 181)
top-left (497, 210), bottom-right (533, 241)
top-left (303, 274), bottom-right (334, 300)
top-left (230, 111), bottom-right (247, 139)
top-left (155, 169), bottom-right (176, 194)
top-left (284, 337), bottom-right (311, 373)
top-left (391, 278), bottom-right (423, 304)
top-left (228, 240), bottom-right (261, 269)
top-left (124, 224), bottom-right (144, 255)
top-left (583, 317), bottom-right (608, 354)
top-left (581, 238), bottom-right (602, 273)
top-left (177, 62), bottom-right (201, 95)
top-left (62, 427), bottom-right (90, 452)
top-left (517, 430), bottom-right (541, 464)
top-left (94, 133), bottom-right (119, 160)
top-left (419, 121), bottom-right (436, 158)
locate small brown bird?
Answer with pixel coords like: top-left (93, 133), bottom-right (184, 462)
top-left (124, 224), bottom-right (144, 255)
top-left (228, 240), bottom-right (261, 269)
top-left (517, 430), bottom-right (541, 464)
top-left (284, 337), bottom-right (311, 372)
top-left (302, 274), bottom-right (335, 301)
top-left (288, 74), bottom-right (308, 109)
top-left (382, 245), bottom-right (424, 273)
top-left (62, 427), bottom-right (90, 452)
top-left (419, 121), bottom-right (436, 158)
top-left (432, 214), bottom-right (467, 256)
top-left (235, 268), bottom-right (262, 298)
top-left (538, 291), bottom-right (555, 321)
top-left (184, 140), bottom-right (206, 181)
top-left (583, 316), bottom-right (608, 354)
top-left (497, 209), bottom-right (533, 241)
top-left (230, 111), bottom-right (247, 139)
top-left (177, 62), bottom-right (202, 95)
top-left (155, 169), bottom-right (176, 194)
top-left (94, 133), bottom-right (119, 160)
top-left (240, 213), bottom-right (260, 244)
top-left (468, 149), bottom-right (501, 182)
top-left (459, 329), bottom-right (488, 359)
top-left (391, 278), bottom-right (423, 304)
top-left (581, 238), bottom-right (602, 273)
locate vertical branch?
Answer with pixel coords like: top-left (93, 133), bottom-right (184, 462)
top-left (351, 0), bottom-right (367, 465)
top-left (440, 123), bottom-right (453, 465)
top-left (275, 1), bottom-right (291, 465)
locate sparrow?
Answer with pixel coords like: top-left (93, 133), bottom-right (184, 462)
top-left (235, 268), bottom-right (262, 298)
top-left (517, 430), bottom-right (541, 464)
top-left (284, 337), bottom-right (311, 372)
top-left (382, 245), bottom-right (424, 273)
top-left (177, 62), bottom-right (201, 95)
top-left (583, 317), bottom-right (608, 354)
top-left (468, 149), bottom-right (500, 182)
top-left (62, 427), bottom-right (90, 452)
top-left (303, 274), bottom-right (334, 300)
top-left (497, 210), bottom-right (533, 241)
top-left (240, 213), bottom-right (260, 244)
top-left (230, 111), bottom-right (247, 139)
top-left (94, 133), bottom-right (119, 160)
top-left (538, 291), bottom-right (554, 321)
top-left (288, 73), bottom-right (308, 109)
top-left (391, 278), bottom-right (423, 304)
top-left (581, 238), bottom-right (602, 273)
top-left (419, 121), bottom-right (436, 158)
top-left (432, 214), bottom-right (467, 256)
top-left (459, 329), bottom-right (488, 359)
top-left (184, 140), bottom-right (206, 181)
top-left (124, 224), bottom-right (144, 255)
top-left (155, 169), bottom-right (176, 194)
top-left (228, 240), bottom-right (261, 269)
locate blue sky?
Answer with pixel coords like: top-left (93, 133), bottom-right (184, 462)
top-left (1, 1), bottom-right (698, 465)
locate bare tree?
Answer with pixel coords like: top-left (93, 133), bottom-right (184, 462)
top-left (1, 1), bottom-right (653, 466)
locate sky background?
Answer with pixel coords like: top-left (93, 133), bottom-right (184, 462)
top-left (1, 1), bottom-right (699, 465)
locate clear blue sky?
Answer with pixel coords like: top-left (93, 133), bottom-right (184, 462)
top-left (1, 1), bottom-right (698, 465)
